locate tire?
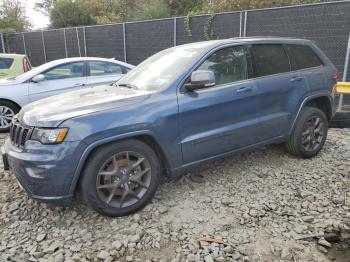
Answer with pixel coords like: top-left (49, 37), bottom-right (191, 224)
top-left (285, 107), bottom-right (328, 158)
top-left (0, 100), bottom-right (20, 132)
top-left (81, 139), bottom-right (160, 217)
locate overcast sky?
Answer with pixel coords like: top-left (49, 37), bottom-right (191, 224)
top-left (25, 0), bottom-right (50, 30)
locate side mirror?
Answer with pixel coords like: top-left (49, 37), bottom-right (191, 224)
top-left (185, 70), bottom-right (215, 91)
top-left (32, 74), bottom-right (45, 83)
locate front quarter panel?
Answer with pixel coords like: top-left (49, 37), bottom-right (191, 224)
top-left (0, 82), bottom-right (29, 107)
top-left (61, 90), bottom-right (181, 169)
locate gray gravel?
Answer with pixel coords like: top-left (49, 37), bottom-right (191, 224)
top-left (0, 129), bottom-right (349, 262)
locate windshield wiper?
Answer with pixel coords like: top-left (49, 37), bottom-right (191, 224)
top-left (117, 83), bottom-right (139, 90)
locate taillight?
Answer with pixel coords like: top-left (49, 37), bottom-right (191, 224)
top-left (332, 68), bottom-right (340, 82)
top-left (23, 59), bottom-right (30, 72)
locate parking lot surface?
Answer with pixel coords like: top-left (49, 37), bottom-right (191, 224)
top-left (0, 129), bottom-right (349, 262)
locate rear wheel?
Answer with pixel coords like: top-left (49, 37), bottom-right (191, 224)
top-left (81, 139), bottom-right (160, 217)
top-left (0, 101), bottom-right (20, 132)
top-left (285, 107), bottom-right (328, 158)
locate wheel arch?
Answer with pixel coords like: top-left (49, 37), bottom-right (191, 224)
top-left (289, 93), bottom-right (332, 136)
top-left (0, 98), bottom-right (22, 111)
top-left (69, 131), bottom-right (171, 194)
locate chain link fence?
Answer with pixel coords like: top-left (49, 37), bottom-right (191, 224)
top-left (2, 1), bottom-right (350, 84)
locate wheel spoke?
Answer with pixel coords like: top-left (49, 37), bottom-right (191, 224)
top-left (97, 184), bottom-right (114, 189)
top-left (119, 186), bottom-right (140, 208)
top-left (129, 168), bottom-right (150, 188)
top-left (132, 157), bottom-right (145, 170)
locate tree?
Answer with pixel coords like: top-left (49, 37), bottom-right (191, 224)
top-left (0, 0), bottom-right (30, 32)
top-left (202, 0), bottom-right (322, 13)
top-left (168, 0), bottom-right (204, 15)
top-left (34, 0), bottom-right (58, 16)
top-left (50, 0), bottom-right (96, 28)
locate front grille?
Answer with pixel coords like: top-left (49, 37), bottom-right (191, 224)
top-left (10, 119), bottom-right (33, 148)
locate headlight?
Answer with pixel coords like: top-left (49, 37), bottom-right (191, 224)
top-left (31, 128), bottom-right (69, 144)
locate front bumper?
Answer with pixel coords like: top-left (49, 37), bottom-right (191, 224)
top-left (2, 137), bottom-right (82, 206)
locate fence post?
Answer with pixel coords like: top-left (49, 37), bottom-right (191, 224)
top-left (239, 11), bottom-right (242, 37)
top-left (338, 32), bottom-right (350, 111)
top-left (83, 27), bottom-right (87, 56)
top-left (76, 27), bottom-right (81, 57)
top-left (173, 17), bottom-right (177, 46)
top-left (41, 30), bottom-right (47, 63)
top-left (63, 28), bottom-right (68, 58)
top-left (123, 23), bottom-right (127, 62)
top-left (0, 33), bottom-right (5, 53)
top-left (22, 33), bottom-right (27, 55)
top-left (243, 11), bottom-right (248, 37)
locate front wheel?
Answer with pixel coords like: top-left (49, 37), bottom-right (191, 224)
top-left (81, 139), bottom-right (160, 217)
top-left (0, 101), bottom-right (20, 132)
top-left (285, 107), bottom-right (328, 158)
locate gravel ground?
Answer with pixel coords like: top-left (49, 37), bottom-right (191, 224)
top-left (0, 129), bottom-right (349, 262)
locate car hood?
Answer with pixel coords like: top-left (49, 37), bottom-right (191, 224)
top-left (0, 78), bottom-right (19, 85)
top-left (18, 85), bottom-right (152, 127)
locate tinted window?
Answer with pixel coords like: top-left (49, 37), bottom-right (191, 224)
top-left (252, 45), bottom-right (290, 77)
top-left (287, 44), bottom-right (322, 69)
top-left (0, 58), bottom-right (14, 69)
top-left (198, 46), bottom-right (248, 85)
top-left (89, 62), bottom-right (124, 76)
top-left (43, 62), bottom-right (84, 80)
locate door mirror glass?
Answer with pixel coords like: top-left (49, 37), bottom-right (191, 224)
top-left (32, 74), bottom-right (45, 83)
top-left (185, 70), bottom-right (215, 91)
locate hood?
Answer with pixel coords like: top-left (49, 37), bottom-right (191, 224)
top-left (0, 77), bottom-right (18, 85)
top-left (18, 85), bottom-right (152, 127)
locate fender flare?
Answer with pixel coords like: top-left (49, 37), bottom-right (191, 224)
top-left (68, 130), bottom-right (168, 193)
top-left (288, 92), bottom-right (333, 136)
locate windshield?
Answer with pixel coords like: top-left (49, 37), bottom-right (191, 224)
top-left (117, 44), bottom-right (209, 91)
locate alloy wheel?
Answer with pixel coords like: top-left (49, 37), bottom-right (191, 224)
top-left (0, 106), bottom-right (14, 129)
top-left (301, 116), bottom-right (325, 152)
top-left (95, 151), bottom-right (152, 208)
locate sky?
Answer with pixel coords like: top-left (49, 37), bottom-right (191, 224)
top-left (25, 0), bottom-right (50, 30)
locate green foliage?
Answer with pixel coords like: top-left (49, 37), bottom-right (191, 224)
top-left (50, 0), bottom-right (96, 28)
top-left (136, 0), bottom-right (171, 20)
top-left (0, 0), bottom-right (30, 33)
top-left (203, 13), bottom-right (216, 40)
top-left (34, 0), bottom-right (326, 29)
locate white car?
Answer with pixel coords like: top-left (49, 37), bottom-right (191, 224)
top-left (0, 57), bottom-right (134, 131)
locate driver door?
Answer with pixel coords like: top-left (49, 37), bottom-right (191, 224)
top-left (178, 45), bottom-right (260, 164)
top-left (28, 61), bottom-right (87, 102)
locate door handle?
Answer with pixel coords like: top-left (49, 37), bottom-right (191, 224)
top-left (290, 76), bottom-right (303, 82)
top-left (236, 87), bottom-right (253, 93)
top-left (74, 83), bottom-right (85, 87)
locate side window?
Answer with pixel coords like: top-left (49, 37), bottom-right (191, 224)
top-left (287, 44), bottom-right (323, 70)
top-left (252, 44), bottom-right (290, 77)
top-left (197, 46), bottom-right (248, 86)
top-left (89, 62), bottom-right (123, 76)
top-left (43, 62), bottom-right (84, 81)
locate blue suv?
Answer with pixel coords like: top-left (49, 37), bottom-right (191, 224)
top-left (2, 37), bottom-right (338, 216)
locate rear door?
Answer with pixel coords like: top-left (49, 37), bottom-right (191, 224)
top-left (86, 61), bottom-right (127, 87)
top-left (28, 61), bottom-right (87, 102)
top-left (286, 44), bottom-right (325, 91)
top-left (178, 45), bottom-right (260, 164)
top-left (251, 44), bottom-right (309, 141)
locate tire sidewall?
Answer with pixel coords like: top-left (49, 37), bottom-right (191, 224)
top-left (82, 140), bottom-right (160, 217)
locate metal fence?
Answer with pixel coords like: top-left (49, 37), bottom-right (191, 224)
top-left (1, 0), bottom-right (350, 83)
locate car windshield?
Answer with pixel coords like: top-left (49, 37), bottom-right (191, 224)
top-left (117, 44), bottom-right (210, 91)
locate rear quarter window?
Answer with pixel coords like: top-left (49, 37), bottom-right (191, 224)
top-left (0, 58), bottom-right (14, 69)
top-left (287, 44), bottom-right (323, 70)
top-left (251, 44), bottom-right (291, 77)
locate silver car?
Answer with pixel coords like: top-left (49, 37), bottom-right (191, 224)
top-left (0, 57), bottom-right (134, 131)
